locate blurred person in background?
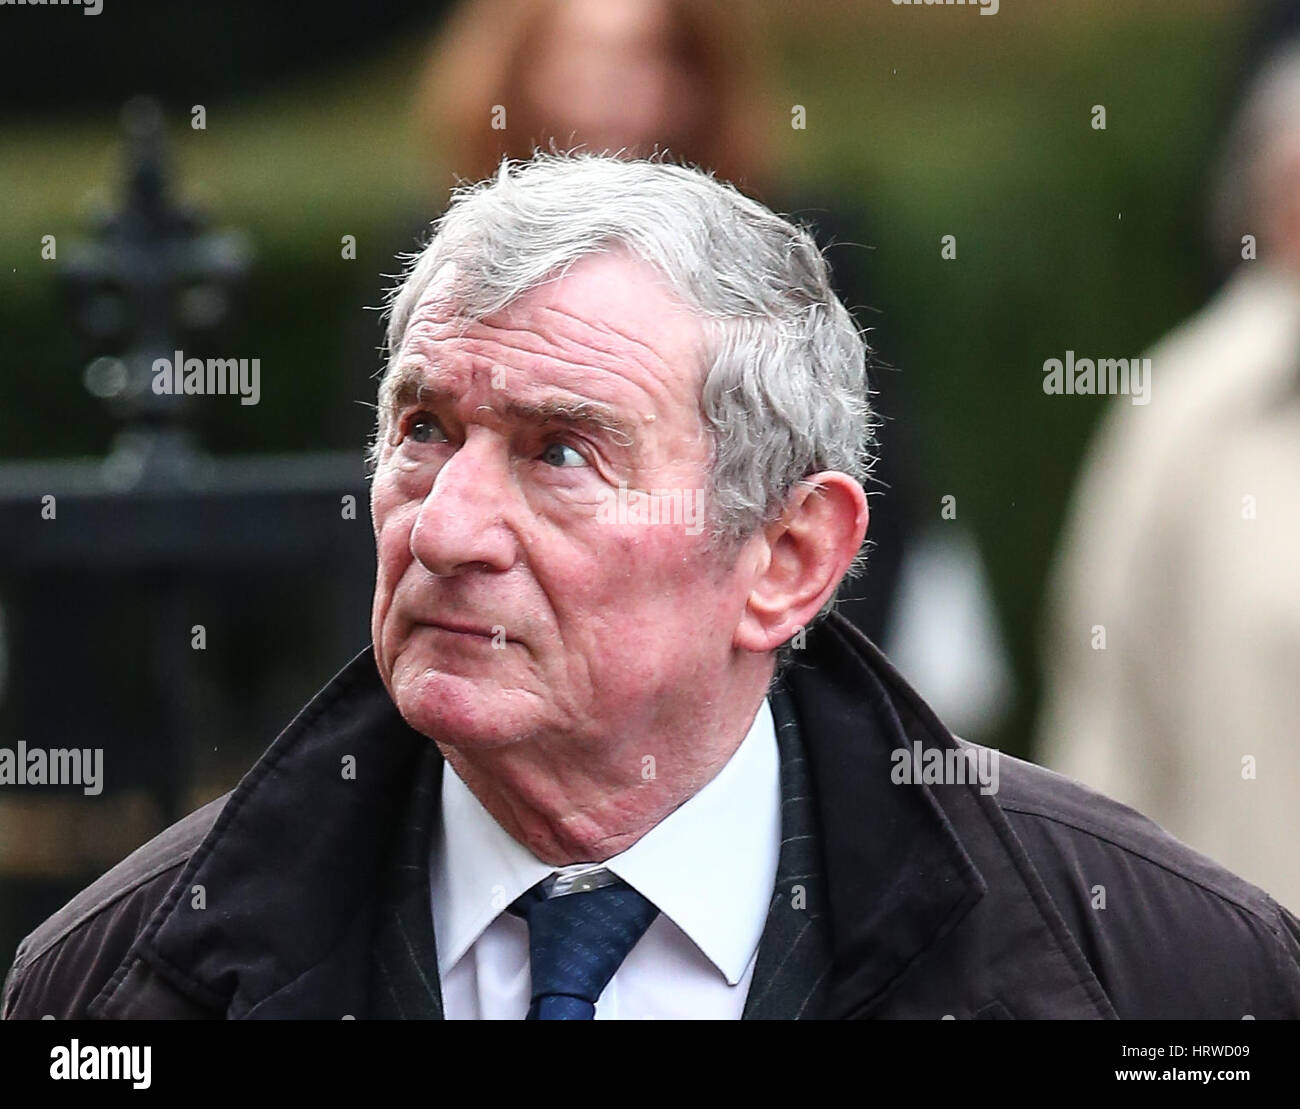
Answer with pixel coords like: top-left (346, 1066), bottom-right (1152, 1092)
top-left (1036, 40), bottom-right (1300, 912)
top-left (419, 0), bottom-right (768, 193)
top-left (411, 0), bottom-right (1012, 740)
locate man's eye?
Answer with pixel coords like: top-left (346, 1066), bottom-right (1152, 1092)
top-left (405, 413), bottom-right (445, 444)
top-left (539, 441), bottom-right (588, 468)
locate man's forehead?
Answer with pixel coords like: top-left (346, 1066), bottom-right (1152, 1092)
top-left (392, 323), bottom-right (654, 406)
top-left (396, 252), bottom-right (704, 412)
top-left (404, 250), bottom-right (700, 360)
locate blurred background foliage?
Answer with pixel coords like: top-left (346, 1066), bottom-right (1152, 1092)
top-left (0, 0), bottom-right (1276, 764)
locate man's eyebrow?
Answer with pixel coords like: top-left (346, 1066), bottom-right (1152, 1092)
top-left (499, 396), bottom-right (636, 447)
top-left (383, 366), bottom-right (448, 414)
top-left (383, 366), bottom-right (637, 448)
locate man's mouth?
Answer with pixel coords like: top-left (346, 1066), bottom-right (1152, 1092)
top-left (425, 619), bottom-right (498, 639)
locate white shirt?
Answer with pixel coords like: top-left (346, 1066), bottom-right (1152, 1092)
top-left (429, 698), bottom-right (781, 1019)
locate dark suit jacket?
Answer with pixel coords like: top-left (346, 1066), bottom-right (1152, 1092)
top-left (5, 614), bottom-right (1300, 1019)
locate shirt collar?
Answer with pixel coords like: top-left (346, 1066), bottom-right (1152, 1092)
top-left (430, 697), bottom-right (781, 985)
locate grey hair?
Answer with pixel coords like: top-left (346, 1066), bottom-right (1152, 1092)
top-left (1210, 40), bottom-right (1300, 267)
top-left (374, 152), bottom-right (877, 634)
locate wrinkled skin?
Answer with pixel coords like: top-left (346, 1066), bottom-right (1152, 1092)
top-left (370, 251), bottom-right (867, 862)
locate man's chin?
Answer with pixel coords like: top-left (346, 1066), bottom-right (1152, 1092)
top-left (391, 667), bottom-right (539, 749)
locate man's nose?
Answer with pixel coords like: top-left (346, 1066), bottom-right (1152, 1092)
top-left (409, 432), bottom-right (517, 577)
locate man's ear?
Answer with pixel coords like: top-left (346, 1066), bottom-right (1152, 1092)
top-left (733, 472), bottom-right (869, 654)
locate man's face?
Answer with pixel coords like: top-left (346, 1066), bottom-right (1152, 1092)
top-left (370, 251), bottom-right (755, 755)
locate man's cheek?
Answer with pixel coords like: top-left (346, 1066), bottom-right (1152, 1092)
top-left (371, 464), bottom-right (427, 526)
top-left (375, 508), bottom-right (418, 576)
top-left (371, 521), bottom-right (414, 639)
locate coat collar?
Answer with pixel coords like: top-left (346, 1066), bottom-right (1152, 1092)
top-left (98, 649), bottom-right (430, 1018)
top-left (784, 615), bottom-right (1113, 1018)
top-left (94, 614), bottom-right (1112, 1019)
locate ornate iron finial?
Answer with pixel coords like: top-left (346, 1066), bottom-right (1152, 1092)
top-left (60, 95), bottom-right (252, 488)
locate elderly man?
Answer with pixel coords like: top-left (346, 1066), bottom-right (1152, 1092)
top-left (5, 154), bottom-right (1300, 1020)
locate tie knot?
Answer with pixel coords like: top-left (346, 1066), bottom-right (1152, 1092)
top-left (510, 875), bottom-right (659, 1020)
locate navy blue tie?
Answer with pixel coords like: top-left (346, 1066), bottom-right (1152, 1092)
top-left (509, 877), bottom-right (659, 1020)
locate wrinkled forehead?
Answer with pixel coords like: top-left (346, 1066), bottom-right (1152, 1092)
top-left (393, 250), bottom-right (709, 390)
top-left (404, 259), bottom-right (462, 329)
